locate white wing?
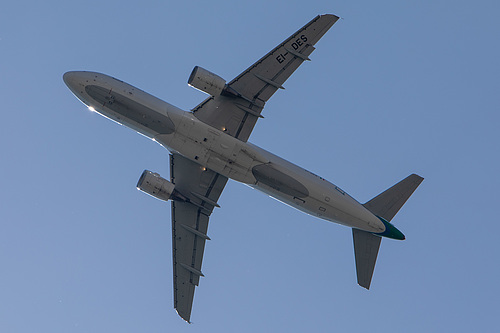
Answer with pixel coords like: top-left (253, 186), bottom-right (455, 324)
top-left (169, 153), bottom-right (228, 322)
top-left (193, 14), bottom-right (339, 141)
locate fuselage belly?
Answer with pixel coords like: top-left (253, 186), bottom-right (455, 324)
top-left (64, 71), bottom-right (386, 234)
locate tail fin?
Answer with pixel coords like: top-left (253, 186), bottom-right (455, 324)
top-left (353, 174), bottom-right (424, 289)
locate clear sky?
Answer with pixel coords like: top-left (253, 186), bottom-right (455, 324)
top-left (1, 1), bottom-right (499, 332)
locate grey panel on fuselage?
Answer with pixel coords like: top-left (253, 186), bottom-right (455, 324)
top-left (252, 163), bottom-right (309, 198)
top-left (85, 85), bottom-right (175, 134)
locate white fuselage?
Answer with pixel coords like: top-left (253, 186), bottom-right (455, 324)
top-left (64, 71), bottom-right (386, 234)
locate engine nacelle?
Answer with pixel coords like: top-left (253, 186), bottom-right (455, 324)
top-left (136, 170), bottom-right (176, 202)
top-left (188, 66), bottom-right (226, 96)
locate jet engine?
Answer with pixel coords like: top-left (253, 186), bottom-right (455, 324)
top-left (188, 66), bottom-right (226, 96)
top-left (136, 170), bottom-right (183, 202)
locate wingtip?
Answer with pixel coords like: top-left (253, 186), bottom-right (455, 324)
top-left (358, 282), bottom-right (371, 290)
top-left (410, 173), bottom-right (425, 182)
top-left (175, 308), bottom-right (192, 324)
top-left (320, 13), bottom-right (341, 21)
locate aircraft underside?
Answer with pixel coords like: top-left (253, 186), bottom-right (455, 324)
top-left (63, 14), bottom-right (423, 323)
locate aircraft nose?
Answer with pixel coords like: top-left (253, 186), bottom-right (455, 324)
top-left (63, 71), bottom-right (81, 90)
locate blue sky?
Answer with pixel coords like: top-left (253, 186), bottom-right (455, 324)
top-left (1, 0), bottom-right (499, 332)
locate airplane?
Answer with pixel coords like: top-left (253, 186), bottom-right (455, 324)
top-left (63, 14), bottom-right (423, 323)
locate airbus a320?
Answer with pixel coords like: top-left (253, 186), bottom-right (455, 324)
top-left (64, 14), bottom-right (423, 322)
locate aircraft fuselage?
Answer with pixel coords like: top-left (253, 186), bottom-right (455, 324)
top-left (64, 71), bottom-right (395, 236)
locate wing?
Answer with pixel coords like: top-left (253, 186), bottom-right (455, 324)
top-left (169, 153), bottom-right (228, 322)
top-left (192, 14), bottom-right (339, 142)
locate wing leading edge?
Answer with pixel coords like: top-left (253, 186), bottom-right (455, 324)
top-left (193, 14), bottom-right (339, 142)
top-left (170, 154), bottom-right (228, 322)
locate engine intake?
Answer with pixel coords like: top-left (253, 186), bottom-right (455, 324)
top-left (137, 170), bottom-right (178, 202)
top-left (188, 66), bottom-right (226, 96)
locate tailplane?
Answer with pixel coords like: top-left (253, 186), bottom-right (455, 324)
top-left (352, 229), bottom-right (381, 289)
top-left (352, 174), bottom-right (424, 289)
top-left (363, 174), bottom-right (424, 222)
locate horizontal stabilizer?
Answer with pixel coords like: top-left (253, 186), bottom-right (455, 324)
top-left (363, 174), bottom-right (424, 222)
top-left (352, 229), bottom-right (382, 289)
top-left (353, 174), bottom-right (423, 289)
